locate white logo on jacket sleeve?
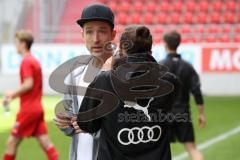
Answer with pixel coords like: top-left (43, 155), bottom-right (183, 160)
top-left (123, 97), bottom-right (154, 121)
top-left (117, 125), bottom-right (161, 145)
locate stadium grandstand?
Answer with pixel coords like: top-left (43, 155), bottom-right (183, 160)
top-left (1, 0), bottom-right (240, 44)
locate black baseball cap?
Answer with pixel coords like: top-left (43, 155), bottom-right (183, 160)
top-left (77, 4), bottom-right (115, 29)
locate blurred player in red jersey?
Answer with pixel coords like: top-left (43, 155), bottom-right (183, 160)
top-left (2, 30), bottom-right (59, 160)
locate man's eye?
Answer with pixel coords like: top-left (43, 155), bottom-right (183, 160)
top-left (86, 30), bottom-right (93, 34)
top-left (99, 30), bottom-right (107, 33)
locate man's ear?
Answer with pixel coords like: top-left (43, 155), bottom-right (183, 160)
top-left (111, 30), bottom-right (117, 40)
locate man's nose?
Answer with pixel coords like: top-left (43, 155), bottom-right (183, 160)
top-left (93, 32), bottom-right (100, 43)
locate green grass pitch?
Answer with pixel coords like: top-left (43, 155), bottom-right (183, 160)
top-left (0, 96), bottom-right (240, 160)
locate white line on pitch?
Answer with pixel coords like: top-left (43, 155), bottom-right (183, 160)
top-left (173, 125), bottom-right (240, 160)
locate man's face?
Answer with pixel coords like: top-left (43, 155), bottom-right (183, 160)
top-left (82, 21), bottom-right (116, 62)
top-left (15, 38), bottom-right (25, 55)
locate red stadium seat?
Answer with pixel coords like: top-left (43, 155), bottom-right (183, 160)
top-left (206, 36), bottom-right (217, 42)
top-left (146, 2), bottom-right (157, 12)
top-left (220, 36), bottom-right (230, 43)
top-left (188, 37), bottom-right (199, 43)
top-left (156, 13), bottom-right (168, 24)
top-left (159, 2), bottom-right (170, 12)
top-left (171, 13), bottom-right (181, 24)
top-left (207, 25), bottom-right (219, 34)
top-left (222, 25), bottom-right (231, 34)
top-left (158, 0), bottom-right (169, 3)
top-left (237, 14), bottom-right (240, 23)
top-left (172, 2), bottom-right (182, 12)
top-left (212, 1), bottom-right (222, 12)
top-left (181, 37), bottom-right (190, 43)
top-left (224, 12), bottom-right (235, 24)
top-left (198, 37), bottom-right (205, 43)
top-left (234, 36), bottom-right (240, 43)
top-left (154, 36), bottom-right (162, 44)
top-left (149, 27), bottom-right (155, 35)
top-left (154, 27), bottom-right (164, 34)
top-left (134, 1), bottom-right (144, 12)
top-left (98, 0), bottom-right (108, 4)
top-left (108, 1), bottom-right (117, 12)
top-left (192, 37), bottom-right (200, 43)
top-left (196, 13), bottom-right (208, 24)
top-left (144, 13), bottom-right (154, 24)
top-left (120, 2), bottom-right (130, 12)
top-left (235, 26), bottom-right (240, 33)
top-left (226, 1), bottom-right (236, 11)
top-left (184, 12), bottom-right (194, 24)
top-left (210, 12), bottom-right (221, 24)
top-left (167, 25), bottom-right (177, 32)
top-left (181, 25), bottom-right (191, 34)
top-left (124, 0), bottom-right (132, 2)
top-left (199, 1), bottom-right (209, 12)
top-left (194, 25), bottom-right (205, 34)
top-left (116, 13), bottom-right (128, 25)
top-left (130, 13), bottom-right (141, 24)
top-left (185, 1), bottom-right (196, 12)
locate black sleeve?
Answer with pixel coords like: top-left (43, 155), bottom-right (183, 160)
top-left (190, 68), bottom-right (204, 105)
top-left (77, 73), bottom-right (108, 133)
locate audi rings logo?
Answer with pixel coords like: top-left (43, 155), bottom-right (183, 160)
top-left (117, 125), bottom-right (162, 145)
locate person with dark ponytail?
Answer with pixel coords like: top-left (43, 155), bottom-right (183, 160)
top-left (75, 25), bottom-right (179, 160)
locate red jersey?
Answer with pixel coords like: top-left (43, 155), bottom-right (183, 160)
top-left (19, 53), bottom-right (43, 113)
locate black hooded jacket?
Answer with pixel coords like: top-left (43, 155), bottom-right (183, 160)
top-left (77, 54), bottom-right (179, 160)
top-left (159, 53), bottom-right (203, 114)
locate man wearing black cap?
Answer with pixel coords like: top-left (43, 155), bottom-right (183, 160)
top-left (53, 3), bottom-right (116, 160)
